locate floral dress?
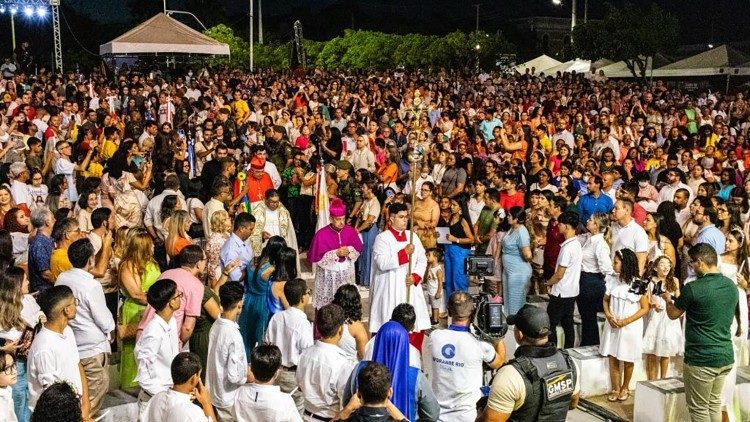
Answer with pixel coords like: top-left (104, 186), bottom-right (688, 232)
top-left (205, 232), bottom-right (229, 281)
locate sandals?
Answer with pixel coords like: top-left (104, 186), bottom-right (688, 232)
top-left (607, 391), bottom-right (620, 402)
top-left (618, 389), bottom-right (630, 401)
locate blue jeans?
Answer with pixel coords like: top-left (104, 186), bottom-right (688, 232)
top-left (12, 359), bottom-right (30, 422)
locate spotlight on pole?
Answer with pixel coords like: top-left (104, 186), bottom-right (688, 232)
top-left (36, 7), bottom-right (47, 17)
top-left (552, 0), bottom-right (562, 5)
top-left (10, 6), bottom-right (18, 15)
top-left (23, 6), bottom-right (33, 17)
top-left (0, 6), bottom-right (5, 13)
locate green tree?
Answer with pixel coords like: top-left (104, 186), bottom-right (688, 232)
top-left (204, 25), bottom-right (515, 72)
top-left (572, 2), bottom-right (678, 80)
top-left (203, 24), bottom-right (250, 67)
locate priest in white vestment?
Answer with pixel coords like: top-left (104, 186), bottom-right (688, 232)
top-left (370, 202), bottom-right (431, 335)
top-left (249, 188), bottom-right (299, 271)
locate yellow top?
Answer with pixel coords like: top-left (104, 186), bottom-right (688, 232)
top-left (101, 139), bottom-right (118, 160)
top-left (50, 247), bottom-right (72, 282)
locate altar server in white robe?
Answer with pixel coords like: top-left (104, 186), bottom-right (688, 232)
top-left (369, 202), bottom-right (431, 335)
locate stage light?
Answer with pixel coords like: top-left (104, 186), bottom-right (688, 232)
top-left (37, 7), bottom-right (47, 17)
top-left (10, 6), bottom-right (18, 15)
top-left (0, 6), bottom-right (5, 13)
top-left (23, 6), bottom-right (33, 17)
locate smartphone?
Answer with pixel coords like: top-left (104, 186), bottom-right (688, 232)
top-left (178, 128), bottom-right (186, 139)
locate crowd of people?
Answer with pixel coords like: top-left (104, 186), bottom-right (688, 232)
top-left (0, 58), bottom-right (748, 422)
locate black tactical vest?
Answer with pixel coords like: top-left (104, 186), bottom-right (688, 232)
top-left (508, 344), bottom-right (576, 422)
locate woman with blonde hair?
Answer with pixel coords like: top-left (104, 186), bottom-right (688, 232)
top-left (0, 266), bottom-right (44, 421)
top-left (164, 209), bottom-right (192, 259)
top-left (578, 212), bottom-right (614, 346)
top-left (205, 210), bottom-right (232, 290)
top-left (0, 186), bottom-right (15, 228)
top-left (117, 228), bottom-right (161, 391)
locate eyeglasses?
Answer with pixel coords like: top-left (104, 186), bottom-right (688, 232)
top-left (1, 362), bottom-right (16, 375)
top-left (171, 291), bottom-right (184, 301)
top-left (66, 298), bottom-right (80, 309)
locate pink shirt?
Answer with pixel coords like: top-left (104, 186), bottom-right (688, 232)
top-left (137, 268), bottom-right (204, 348)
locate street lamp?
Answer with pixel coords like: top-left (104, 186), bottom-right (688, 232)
top-left (2, 6), bottom-right (19, 51)
top-left (552, 0), bottom-right (588, 32)
top-left (474, 44), bottom-right (481, 73)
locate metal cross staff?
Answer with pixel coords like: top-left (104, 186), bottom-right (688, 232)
top-left (406, 145), bottom-right (425, 303)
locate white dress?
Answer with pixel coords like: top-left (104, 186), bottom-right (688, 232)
top-left (599, 276), bottom-right (645, 363)
top-left (337, 323), bottom-right (357, 360)
top-left (642, 280), bottom-right (684, 357)
top-left (718, 260), bottom-right (750, 415)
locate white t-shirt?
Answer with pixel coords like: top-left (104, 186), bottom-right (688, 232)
top-left (551, 237), bottom-right (583, 298)
top-left (425, 326), bottom-right (496, 421)
top-left (233, 384), bottom-right (302, 422)
top-left (611, 219), bottom-right (649, 259)
top-left (27, 326), bottom-right (83, 410)
top-left (142, 389), bottom-right (211, 422)
top-left (54, 157), bottom-right (78, 202)
top-left (0, 386), bottom-right (16, 422)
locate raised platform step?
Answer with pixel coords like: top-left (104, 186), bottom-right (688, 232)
top-left (99, 390), bottom-right (138, 422)
top-left (568, 345), bottom-right (683, 398)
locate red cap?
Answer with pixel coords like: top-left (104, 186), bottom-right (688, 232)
top-left (250, 156), bottom-right (265, 170)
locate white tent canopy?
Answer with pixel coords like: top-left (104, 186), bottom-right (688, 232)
top-left (541, 59), bottom-right (592, 75)
top-left (652, 45), bottom-right (750, 77)
top-left (598, 57), bottom-right (654, 78)
top-left (100, 13), bottom-right (230, 56)
top-left (513, 55), bottom-right (562, 74)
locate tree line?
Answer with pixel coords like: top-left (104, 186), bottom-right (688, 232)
top-left (203, 26), bottom-right (516, 71)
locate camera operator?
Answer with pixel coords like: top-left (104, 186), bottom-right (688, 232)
top-left (480, 304), bottom-right (580, 422)
top-left (425, 291), bottom-right (505, 421)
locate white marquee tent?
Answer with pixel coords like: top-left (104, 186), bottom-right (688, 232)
top-left (651, 45), bottom-right (750, 78)
top-left (100, 13), bottom-right (230, 56)
top-left (513, 55), bottom-right (562, 74)
top-left (541, 59), bottom-right (592, 75)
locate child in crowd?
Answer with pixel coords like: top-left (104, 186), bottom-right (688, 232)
top-left (599, 248), bottom-right (650, 402)
top-left (0, 350), bottom-right (18, 422)
top-left (642, 256), bottom-right (683, 380)
top-left (424, 248), bottom-right (445, 325)
top-left (135, 279), bottom-right (181, 417)
top-left (265, 278), bottom-right (314, 412)
top-left (233, 345), bottom-right (301, 422)
top-left (208, 282), bottom-right (254, 421)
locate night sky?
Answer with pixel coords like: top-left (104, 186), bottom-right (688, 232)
top-left (0, 0), bottom-right (747, 68)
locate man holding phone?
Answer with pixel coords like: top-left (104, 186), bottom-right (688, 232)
top-left (54, 139), bottom-right (97, 203)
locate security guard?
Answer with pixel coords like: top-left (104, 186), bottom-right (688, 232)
top-left (480, 304), bottom-right (580, 421)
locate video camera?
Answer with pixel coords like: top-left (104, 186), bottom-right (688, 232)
top-left (464, 255), bottom-right (508, 339)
